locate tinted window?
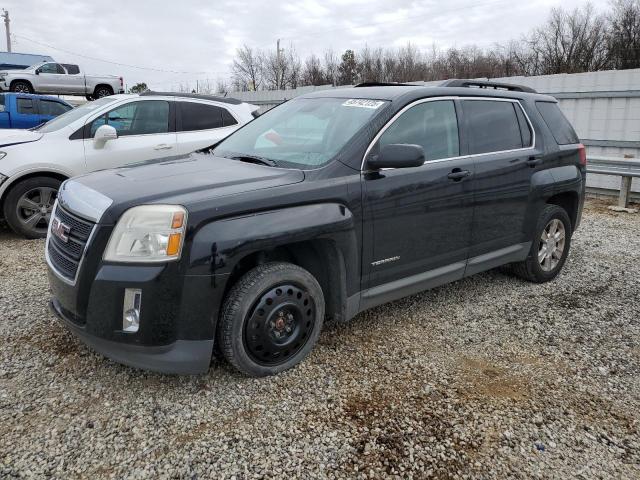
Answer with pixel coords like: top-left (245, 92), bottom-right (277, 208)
top-left (0, 94), bottom-right (5, 107)
top-left (40, 100), bottom-right (72, 116)
top-left (17, 98), bottom-right (35, 114)
top-left (536, 101), bottom-right (579, 145)
top-left (179, 102), bottom-right (230, 131)
top-left (221, 108), bottom-right (238, 127)
top-left (514, 104), bottom-right (532, 147)
top-left (90, 100), bottom-right (169, 137)
top-left (464, 100), bottom-right (523, 154)
top-left (379, 100), bottom-right (459, 161)
top-left (39, 63), bottom-right (65, 74)
top-left (62, 64), bottom-right (80, 75)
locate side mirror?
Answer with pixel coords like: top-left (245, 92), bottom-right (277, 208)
top-left (35, 69), bottom-right (40, 75)
top-left (94, 124), bottom-right (118, 145)
top-left (367, 144), bottom-right (425, 169)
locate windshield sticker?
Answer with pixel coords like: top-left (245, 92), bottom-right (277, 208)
top-left (342, 99), bottom-right (385, 109)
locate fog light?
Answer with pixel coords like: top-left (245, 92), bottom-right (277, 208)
top-left (123, 288), bottom-right (141, 333)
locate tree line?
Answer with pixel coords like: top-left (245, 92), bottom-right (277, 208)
top-left (228, 1), bottom-right (640, 92)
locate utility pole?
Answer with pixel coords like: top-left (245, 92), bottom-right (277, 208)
top-left (276, 39), bottom-right (281, 89)
top-left (2, 10), bottom-right (10, 53)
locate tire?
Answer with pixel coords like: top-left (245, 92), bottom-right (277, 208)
top-left (218, 262), bottom-right (325, 377)
top-left (3, 176), bottom-right (61, 239)
top-left (93, 86), bottom-right (113, 98)
top-left (511, 204), bottom-right (572, 283)
top-left (10, 81), bottom-right (33, 94)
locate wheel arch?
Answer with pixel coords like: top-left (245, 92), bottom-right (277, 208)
top-left (93, 84), bottom-right (114, 96)
top-left (546, 191), bottom-right (579, 229)
top-left (0, 170), bottom-right (69, 216)
top-left (9, 78), bottom-right (34, 92)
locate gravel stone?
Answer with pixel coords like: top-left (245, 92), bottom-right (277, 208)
top-left (0, 199), bottom-right (639, 479)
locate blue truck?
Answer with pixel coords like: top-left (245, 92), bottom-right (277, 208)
top-left (0, 92), bottom-right (73, 129)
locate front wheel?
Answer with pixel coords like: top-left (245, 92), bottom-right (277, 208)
top-left (512, 204), bottom-right (572, 283)
top-left (3, 177), bottom-right (61, 239)
top-left (218, 262), bottom-right (325, 377)
top-left (11, 81), bottom-right (33, 94)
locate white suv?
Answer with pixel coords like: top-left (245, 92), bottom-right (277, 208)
top-left (0, 92), bottom-right (258, 238)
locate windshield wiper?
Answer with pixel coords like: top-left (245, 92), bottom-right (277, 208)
top-left (230, 154), bottom-right (278, 167)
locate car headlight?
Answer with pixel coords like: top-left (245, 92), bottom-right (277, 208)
top-left (104, 205), bottom-right (188, 263)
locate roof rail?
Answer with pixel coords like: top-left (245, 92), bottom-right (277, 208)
top-left (139, 91), bottom-right (242, 105)
top-left (440, 79), bottom-right (537, 94)
top-left (354, 82), bottom-right (416, 88)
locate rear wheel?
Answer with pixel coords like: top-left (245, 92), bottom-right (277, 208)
top-left (11, 81), bottom-right (33, 94)
top-left (512, 204), bottom-right (572, 283)
top-left (3, 177), bottom-right (61, 239)
top-left (218, 262), bottom-right (325, 377)
top-left (93, 85), bottom-right (113, 98)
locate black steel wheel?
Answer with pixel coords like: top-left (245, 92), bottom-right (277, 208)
top-left (219, 262), bottom-right (325, 377)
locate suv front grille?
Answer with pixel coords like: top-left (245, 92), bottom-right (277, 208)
top-left (47, 205), bottom-right (95, 281)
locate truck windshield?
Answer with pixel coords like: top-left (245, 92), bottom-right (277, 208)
top-left (214, 97), bottom-right (389, 169)
top-left (35, 97), bottom-right (115, 133)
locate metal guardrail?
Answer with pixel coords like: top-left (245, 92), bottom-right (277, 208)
top-left (588, 155), bottom-right (639, 208)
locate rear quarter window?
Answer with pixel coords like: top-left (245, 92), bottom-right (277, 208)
top-left (536, 101), bottom-right (579, 145)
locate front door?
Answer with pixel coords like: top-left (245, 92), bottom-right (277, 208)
top-left (362, 99), bottom-right (474, 304)
top-left (82, 99), bottom-right (177, 172)
top-left (35, 63), bottom-right (68, 93)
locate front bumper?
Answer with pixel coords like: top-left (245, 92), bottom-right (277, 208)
top-left (46, 228), bottom-right (229, 374)
top-left (50, 298), bottom-right (213, 374)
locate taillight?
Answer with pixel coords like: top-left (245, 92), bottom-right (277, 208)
top-left (577, 143), bottom-right (587, 166)
top-left (119, 76), bottom-right (123, 87)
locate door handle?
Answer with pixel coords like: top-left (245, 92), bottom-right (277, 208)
top-left (447, 168), bottom-right (471, 181)
top-left (527, 156), bottom-right (542, 167)
top-left (154, 144), bottom-right (173, 151)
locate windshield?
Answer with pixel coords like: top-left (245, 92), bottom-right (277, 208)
top-left (35, 97), bottom-right (115, 133)
top-left (214, 97), bottom-right (389, 168)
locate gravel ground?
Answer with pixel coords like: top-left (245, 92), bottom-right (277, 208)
top-left (0, 199), bottom-right (639, 479)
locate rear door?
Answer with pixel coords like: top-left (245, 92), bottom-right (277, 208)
top-left (82, 99), bottom-right (177, 172)
top-left (175, 100), bottom-right (240, 154)
top-left (362, 98), bottom-right (475, 301)
top-left (460, 98), bottom-right (539, 267)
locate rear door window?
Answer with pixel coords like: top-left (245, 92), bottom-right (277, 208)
top-left (379, 100), bottom-right (460, 161)
top-left (17, 98), bottom-right (36, 115)
top-left (536, 101), bottom-right (579, 145)
top-left (463, 100), bottom-right (524, 154)
top-left (178, 102), bottom-right (232, 131)
top-left (40, 100), bottom-right (72, 116)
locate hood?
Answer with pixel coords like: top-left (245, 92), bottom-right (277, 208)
top-left (0, 129), bottom-right (44, 147)
top-left (69, 152), bottom-right (305, 222)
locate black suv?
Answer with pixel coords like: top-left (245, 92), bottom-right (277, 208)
top-left (46, 80), bottom-right (586, 376)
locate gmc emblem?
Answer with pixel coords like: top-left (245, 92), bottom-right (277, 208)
top-left (51, 217), bottom-right (71, 243)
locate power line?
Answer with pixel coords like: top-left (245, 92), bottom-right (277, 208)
top-left (12, 33), bottom-right (228, 75)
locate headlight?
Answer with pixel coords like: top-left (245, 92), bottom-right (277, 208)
top-left (104, 205), bottom-right (187, 263)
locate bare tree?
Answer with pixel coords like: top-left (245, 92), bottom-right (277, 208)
top-left (232, 45), bottom-right (264, 91)
top-left (323, 49), bottom-right (339, 86)
top-left (526, 5), bottom-right (610, 74)
top-left (301, 54), bottom-right (326, 86)
top-left (608, 0), bottom-right (640, 69)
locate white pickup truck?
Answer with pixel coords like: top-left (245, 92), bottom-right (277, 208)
top-left (0, 62), bottom-right (124, 99)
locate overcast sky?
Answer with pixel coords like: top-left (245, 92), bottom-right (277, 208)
top-left (2, 0), bottom-right (610, 91)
